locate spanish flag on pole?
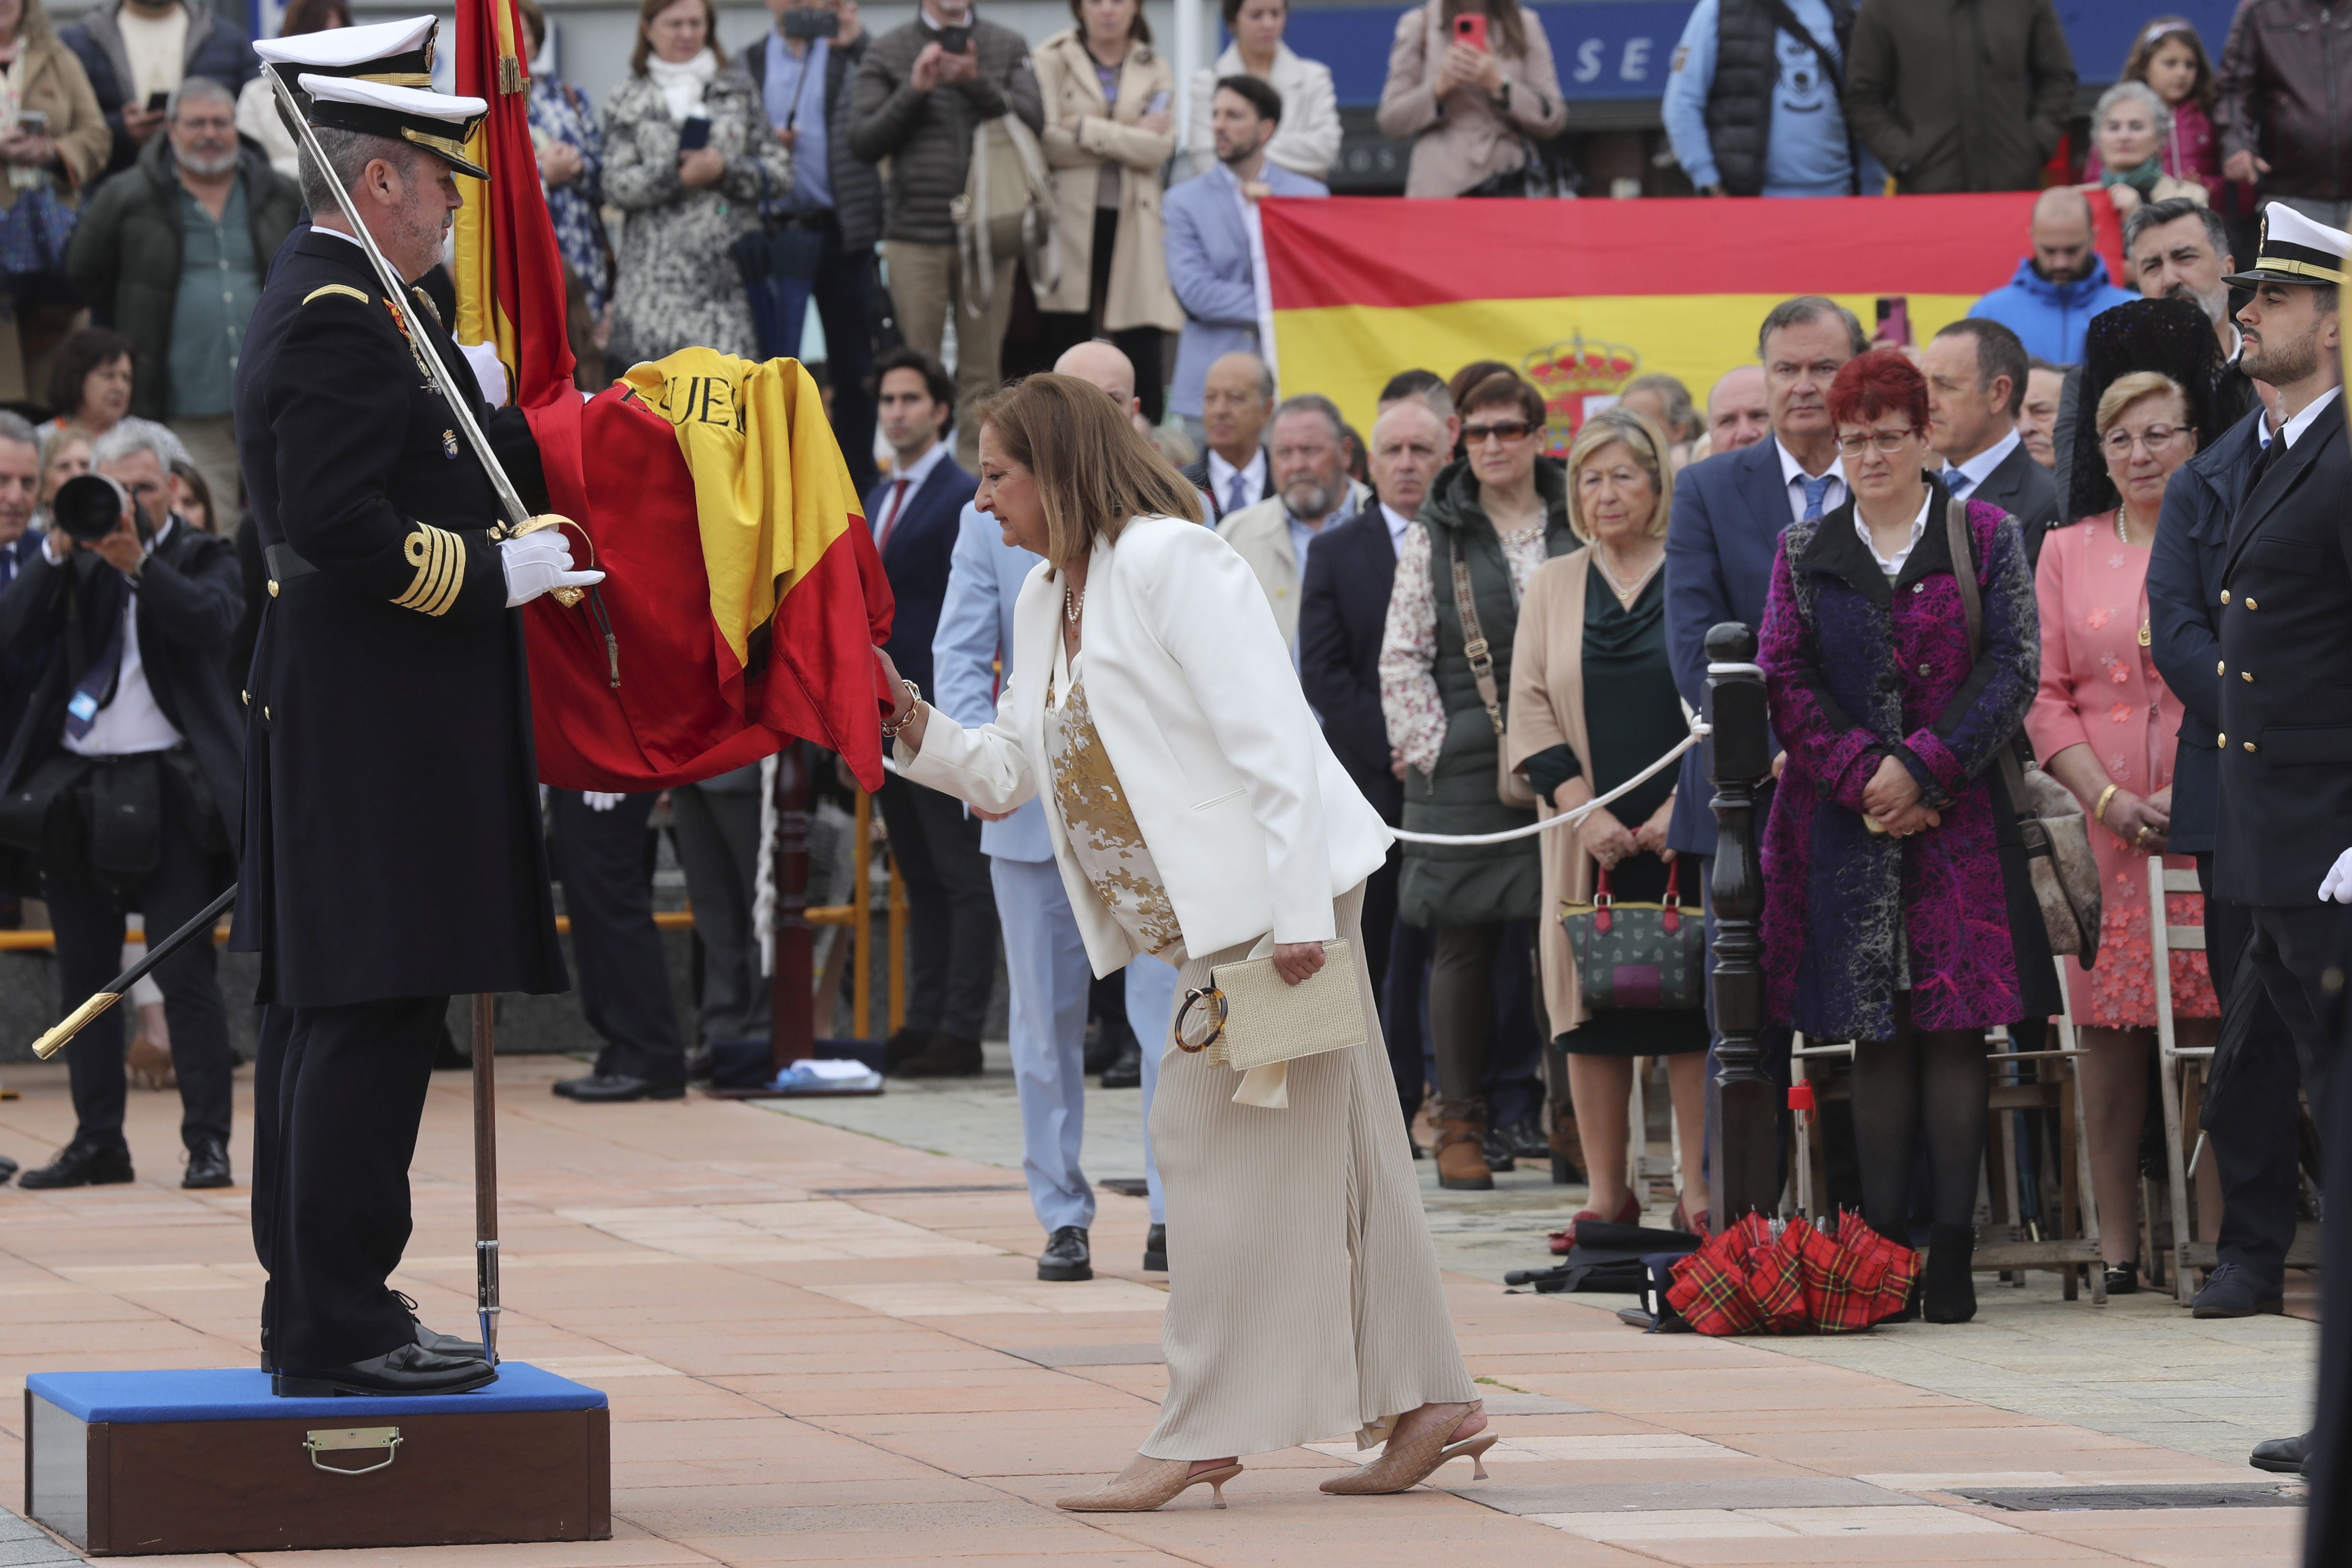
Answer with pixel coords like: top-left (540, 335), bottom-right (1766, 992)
top-left (448, 0), bottom-right (894, 789)
top-left (1261, 192), bottom-right (2127, 453)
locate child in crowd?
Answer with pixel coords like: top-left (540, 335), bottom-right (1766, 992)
top-left (2084, 17), bottom-right (2222, 199)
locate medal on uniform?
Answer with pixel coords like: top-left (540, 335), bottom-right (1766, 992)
top-left (444, 429), bottom-right (459, 458)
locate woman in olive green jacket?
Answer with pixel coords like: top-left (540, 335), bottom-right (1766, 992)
top-left (0, 0), bottom-right (110, 400)
top-left (1376, 369), bottom-right (1577, 1192)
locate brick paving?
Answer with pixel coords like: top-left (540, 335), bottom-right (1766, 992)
top-left (0, 1054), bottom-right (2309, 1566)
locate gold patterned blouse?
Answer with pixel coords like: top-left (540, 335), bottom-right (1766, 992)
top-left (1046, 639), bottom-right (1183, 958)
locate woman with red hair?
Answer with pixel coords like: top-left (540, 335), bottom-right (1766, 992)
top-left (1756, 349), bottom-right (2057, 1324)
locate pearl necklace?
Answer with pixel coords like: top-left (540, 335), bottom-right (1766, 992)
top-left (1594, 549), bottom-right (1663, 608)
top-left (1064, 585), bottom-right (1085, 623)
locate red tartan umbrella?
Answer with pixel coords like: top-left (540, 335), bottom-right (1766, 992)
top-left (1666, 1213), bottom-right (1919, 1335)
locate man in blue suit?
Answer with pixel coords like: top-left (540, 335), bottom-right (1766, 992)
top-left (865, 347), bottom-right (996, 1080)
top-left (930, 340), bottom-right (1174, 1283)
top-left (2150, 392), bottom-right (2305, 1338)
top-left (1665, 295), bottom-right (1864, 1207)
top-left (1163, 74), bottom-right (1325, 443)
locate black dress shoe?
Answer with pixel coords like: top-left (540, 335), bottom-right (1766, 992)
top-left (1142, 1223), bottom-right (1166, 1272)
top-left (182, 1137), bottom-right (232, 1189)
top-left (1923, 1223), bottom-right (1978, 1323)
top-left (2104, 1263), bottom-right (2141, 1296)
top-left (882, 1026), bottom-right (933, 1072)
top-left (274, 1342), bottom-right (498, 1398)
top-left (2251, 1432), bottom-right (2309, 1474)
top-left (894, 1032), bottom-right (984, 1078)
top-left (552, 1072), bottom-right (684, 1102)
top-left (2193, 1262), bottom-right (2286, 1318)
top-left (0, 1155), bottom-right (15, 1182)
top-left (392, 1291), bottom-right (484, 1360)
top-left (1038, 1225), bottom-right (1092, 1281)
top-left (1479, 1127), bottom-right (1517, 1174)
top-left (1497, 1117), bottom-right (1550, 1162)
top-left (18, 1141), bottom-right (134, 1189)
top-left (1100, 1039), bottom-right (1143, 1089)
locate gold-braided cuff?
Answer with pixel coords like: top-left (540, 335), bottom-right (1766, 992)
top-left (394, 523), bottom-right (466, 616)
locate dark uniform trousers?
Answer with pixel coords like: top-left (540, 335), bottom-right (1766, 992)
top-left (876, 772), bottom-right (999, 1041)
top-left (2196, 854), bottom-right (2312, 1294)
top-left (668, 768), bottom-right (769, 1043)
top-left (49, 809), bottom-right (232, 1153)
top-left (550, 790), bottom-right (683, 1083)
top-left (251, 997), bottom-right (447, 1369)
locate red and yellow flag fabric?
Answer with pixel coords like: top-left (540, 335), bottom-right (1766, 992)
top-left (450, 0), bottom-right (574, 406)
top-left (1262, 192), bottom-right (2128, 453)
top-left (523, 352), bottom-right (895, 793)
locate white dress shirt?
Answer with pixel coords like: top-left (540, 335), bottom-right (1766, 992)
top-left (1378, 502), bottom-right (1415, 555)
top-left (61, 519), bottom-right (187, 758)
top-left (873, 439), bottom-right (952, 542)
top-left (1855, 489), bottom-right (1932, 578)
top-left (1940, 427), bottom-right (2022, 501)
top-left (1775, 435), bottom-right (1847, 522)
top-left (2278, 386), bottom-right (2341, 450)
top-left (1206, 445), bottom-right (1266, 514)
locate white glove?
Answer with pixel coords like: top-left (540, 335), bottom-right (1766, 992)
top-left (583, 791), bottom-right (623, 811)
top-left (500, 530), bottom-right (604, 608)
top-left (2321, 847), bottom-right (2352, 903)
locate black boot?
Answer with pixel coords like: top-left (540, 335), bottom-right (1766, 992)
top-left (1922, 1222), bottom-right (1977, 1324)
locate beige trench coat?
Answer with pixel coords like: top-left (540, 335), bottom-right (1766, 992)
top-left (1377, 0), bottom-right (1567, 198)
top-left (1505, 548), bottom-right (1609, 1037)
top-left (4, 28), bottom-right (109, 210)
top-left (1033, 29), bottom-right (1184, 333)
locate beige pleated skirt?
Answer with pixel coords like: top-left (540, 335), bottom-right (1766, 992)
top-left (1139, 882), bottom-right (1477, 1460)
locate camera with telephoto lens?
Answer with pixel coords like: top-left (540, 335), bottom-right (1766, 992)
top-left (780, 8), bottom-right (838, 39)
top-left (51, 474), bottom-right (132, 544)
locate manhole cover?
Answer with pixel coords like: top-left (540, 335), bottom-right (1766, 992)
top-left (1954, 1485), bottom-right (2303, 1511)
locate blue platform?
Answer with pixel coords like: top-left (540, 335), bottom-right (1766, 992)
top-left (26, 1363), bottom-right (607, 1424)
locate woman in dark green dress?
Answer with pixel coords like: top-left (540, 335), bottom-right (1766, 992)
top-left (1507, 407), bottom-right (1711, 1240)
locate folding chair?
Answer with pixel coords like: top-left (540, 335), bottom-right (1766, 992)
top-left (2150, 860), bottom-right (2214, 1305)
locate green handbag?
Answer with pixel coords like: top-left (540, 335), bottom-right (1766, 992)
top-left (1557, 859), bottom-right (1704, 1010)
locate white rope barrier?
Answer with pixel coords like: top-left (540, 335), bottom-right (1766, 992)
top-left (1390, 723), bottom-right (1710, 846)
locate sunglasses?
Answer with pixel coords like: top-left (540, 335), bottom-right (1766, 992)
top-left (1463, 420), bottom-right (1537, 445)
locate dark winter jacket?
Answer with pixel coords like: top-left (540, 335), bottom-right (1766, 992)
top-left (66, 133), bottom-right (302, 423)
top-left (848, 14), bottom-right (1042, 246)
top-left (60, 0), bottom-right (257, 177)
top-left (1842, 0), bottom-right (2075, 193)
top-left (2217, 0), bottom-right (2352, 202)
top-left (1706, 0), bottom-right (1854, 197)
top-left (743, 27), bottom-right (886, 254)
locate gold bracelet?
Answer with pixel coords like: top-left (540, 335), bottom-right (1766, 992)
top-left (879, 678), bottom-right (923, 739)
top-left (2094, 784), bottom-right (2120, 823)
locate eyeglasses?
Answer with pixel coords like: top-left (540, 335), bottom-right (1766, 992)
top-left (1462, 420), bottom-right (1537, 446)
top-left (1834, 429), bottom-right (1920, 456)
top-left (2102, 424), bottom-right (2191, 456)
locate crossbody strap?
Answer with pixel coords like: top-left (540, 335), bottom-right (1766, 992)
top-left (1449, 530), bottom-right (1508, 738)
top-left (1943, 496), bottom-right (2030, 805)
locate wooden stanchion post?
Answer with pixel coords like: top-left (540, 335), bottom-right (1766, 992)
top-left (1704, 622), bottom-right (1780, 1223)
top-left (769, 741), bottom-right (813, 1070)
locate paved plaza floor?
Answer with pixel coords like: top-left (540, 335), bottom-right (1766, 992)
top-left (0, 1045), bottom-right (2318, 1566)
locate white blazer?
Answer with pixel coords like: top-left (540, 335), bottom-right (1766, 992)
top-left (898, 514), bottom-right (1392, 977)
top-left (1185, 42), bottom-right (1342, 182)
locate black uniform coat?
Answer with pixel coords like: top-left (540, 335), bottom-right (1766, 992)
top-left (2214, 399), bottom-right (2352, 909)
top-left (228, 230), bottom-right (565, 1008)
top-left (2148, 406), bottom-right (2264, 857)
top-left (0, 518), bottom-right (246, 858)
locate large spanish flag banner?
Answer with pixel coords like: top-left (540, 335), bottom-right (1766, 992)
top-left (1262, 193), bottom-right (2126, 451)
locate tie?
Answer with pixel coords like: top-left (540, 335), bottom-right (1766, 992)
top-left (1800, 474), bottom-right (1832, 521)
top-left (1942, 465), bottom-right (1972, 500)
top-left (1226, 469), bottom-right (1250, 516)
top-left (875, 478), bottom-right (911, 554)
top-left (2246, 435), bottom-right (2281, 496)
top-left (64, 600), bottom-right (126, 741)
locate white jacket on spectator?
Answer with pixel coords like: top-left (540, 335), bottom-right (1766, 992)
top-left (1185, 39), bottom-right (1340, 181)
top-left (897, 514), bottom-right (1390, 972)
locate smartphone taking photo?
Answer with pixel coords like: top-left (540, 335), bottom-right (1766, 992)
top-left (935, 23), bottom-right (970, 55)
top-left (1452, 14), bottom-right (1487, 50)
top-left (780, 7), bottom-right (838, 40)
top-left (145, 89), bottom-right (168, 113)
top-left (677, 115), bottom-right (712, 151)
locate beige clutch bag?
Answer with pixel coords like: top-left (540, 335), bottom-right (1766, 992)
top-left (1175, 940), bottom-right (1367, 1072)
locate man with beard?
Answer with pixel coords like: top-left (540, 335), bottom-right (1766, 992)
top-left (233, 20), bottom-right (600, 1396)
top-left (64, 76), bottom-right (301, 518)
top-left (1218, 392), bottom-right (1367, 652)
top-left (2190, 205), bottom-right (2350, 1518)
top-left (1965, 186), bottom-right (2135, 363)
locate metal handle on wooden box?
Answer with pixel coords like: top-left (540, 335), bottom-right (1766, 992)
top-left (303, 1426), bottom-right (401, 1476)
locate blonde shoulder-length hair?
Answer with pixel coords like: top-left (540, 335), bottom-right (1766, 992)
top-left (976, 374), bottom-right (1204, 569)
top-left (1565, 406), bottom-right (1675, 542)
top-left (2095, 370), bottom-right (2189, 436)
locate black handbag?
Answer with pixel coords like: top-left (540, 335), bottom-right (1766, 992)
top-left (1557, 859), bottom-right (1704, 1010)
top-left (85, 753), bottom-right (163, 883)
top-left (0, 750), bottom-right (93, 866)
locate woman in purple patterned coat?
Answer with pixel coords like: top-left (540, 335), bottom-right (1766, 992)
top-left (1756, 350), bottom-right (2059, 1325)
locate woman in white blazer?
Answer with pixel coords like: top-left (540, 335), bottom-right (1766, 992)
top-left (1183, 0), bottom-right (1341, 181)
top-left (876, 374), bottom-right (1485, 1511)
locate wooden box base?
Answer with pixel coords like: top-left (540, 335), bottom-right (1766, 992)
top-left (25, 1365), bottom-right (610, 1557)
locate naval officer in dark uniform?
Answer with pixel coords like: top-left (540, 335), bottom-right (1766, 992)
top-left (232, 22), bottom-right (603, 1397)
top-left (2198, 203), bottom-right (2352, 1557)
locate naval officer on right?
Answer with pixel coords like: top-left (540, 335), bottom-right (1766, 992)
top-left (2202, 203), bottom-right (2352, 1555)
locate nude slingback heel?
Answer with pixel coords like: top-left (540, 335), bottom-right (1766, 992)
top-left (1057, 1459), bottom-right (1244, 1511)
top-left (1319, 1405), bottom-right (1496, 1494)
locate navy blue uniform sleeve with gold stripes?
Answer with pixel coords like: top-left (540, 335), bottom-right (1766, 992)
top-left (264, 285), bottom-right (508, 620)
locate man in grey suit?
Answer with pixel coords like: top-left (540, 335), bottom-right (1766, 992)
top-left (1163, 75), bottom-right (1326, 443)
top-left (1923, 317), bottom-right (2060, 564)
top-left (930, 340), bottom-right (1175, 1283)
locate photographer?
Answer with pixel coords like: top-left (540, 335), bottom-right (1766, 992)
top-left (0, 424), bottom-right (242, 1190)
